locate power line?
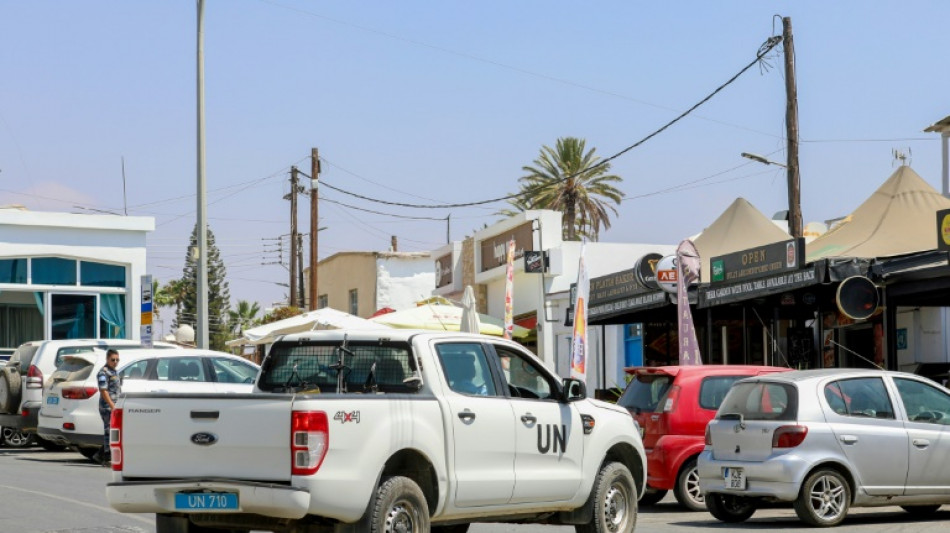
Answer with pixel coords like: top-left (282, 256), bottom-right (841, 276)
top-left (317, 35), bottom-right (784, 211)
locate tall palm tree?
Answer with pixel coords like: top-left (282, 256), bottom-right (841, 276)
top-left (504, 137), bottom-right (624, 241)
top-left (161, 279), bottom-right (189, 325)
top-left (229, 299), bottom-right (261, 335)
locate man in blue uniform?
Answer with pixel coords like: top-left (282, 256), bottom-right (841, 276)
top-left (94, 349), bottom-right (121, 466)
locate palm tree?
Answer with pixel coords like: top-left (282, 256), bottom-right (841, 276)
top-left (504, 137), bottom-right (624, 241)
top-left (229, 300), bottom-right (261, 335)
top-left (161, 279), bottom-right (189, 325)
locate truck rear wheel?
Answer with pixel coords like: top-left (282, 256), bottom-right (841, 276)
top-left (360, 475), bottom-right (430, 533)
top-left (575, 462), bottom-right (637, 533)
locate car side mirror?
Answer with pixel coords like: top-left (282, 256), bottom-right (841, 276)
top-left (562, 378), bottom-right (587, 402)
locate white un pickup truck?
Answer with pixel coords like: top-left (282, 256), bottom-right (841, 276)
top-left (106, 330), bottom-right (645, 533)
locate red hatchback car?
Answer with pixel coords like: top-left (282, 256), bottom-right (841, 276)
top-left (617, 364), bottom-right (790, 510)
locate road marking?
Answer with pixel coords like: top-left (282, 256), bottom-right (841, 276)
top-left (0, 484), bottom-right (152, 525)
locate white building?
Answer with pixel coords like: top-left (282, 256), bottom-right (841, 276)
top-left (434, 210), bottom-right (675, 392)
top-left (0, 208), bottom-right (154, 349)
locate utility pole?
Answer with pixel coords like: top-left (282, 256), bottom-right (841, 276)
top-left (309, 148), bottom-right (320, 311)
top-left (288, 167), bottom-right (299, 308)
top-left (783, 16), bottom-right (803, 239)
top-left (297, 233), bottom-right (305, 307)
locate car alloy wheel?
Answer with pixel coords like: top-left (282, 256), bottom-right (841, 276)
top-left (674, 458), bottom-right (705, 511)
top-left (794, 469), bottom-right (850, 527)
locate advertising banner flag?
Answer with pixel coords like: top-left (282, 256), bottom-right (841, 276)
top-left (676, 239), bottom-right (702, 365)
top-left (503, 239), bottom-right (515, 339)
top-left (571, 245), bottom-right (589, 379)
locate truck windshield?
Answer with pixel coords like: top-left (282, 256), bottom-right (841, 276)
top-left (260, 341), bottom-right (416, 393)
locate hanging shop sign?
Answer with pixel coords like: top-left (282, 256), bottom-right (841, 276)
top-left (479, 222), bottom-right (533, 272)
top-left (709, 238), bottom-right (805, 284)
top-left (434, 253), bottom-right (453, 288)
top-left (634, 252), bottom-right (663, 290)
top-left (523, 250), bottom-right (548, 274)
top-left (655, 255), bottom-right (679, 294)
top-left (937, 208), bottom-right (950, 252)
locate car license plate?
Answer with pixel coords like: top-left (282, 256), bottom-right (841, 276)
top-left (174, 492), bottom-right (238, 511)
top-left (724, 467), bottom-right (746, 490)
top-left (46, 396), bottom-right (59, 405)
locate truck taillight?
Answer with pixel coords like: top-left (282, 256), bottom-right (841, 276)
top-left (62, 386), bottom-right (99, 399)
top-left (110, 408), bottom-right (123, 471)
top-left (704, 424), bottom-right (711, 446)
top-left (26, 365), bottom-right (43, 389)
top-left (291, 411), bottom-right (328, 476)
top-left (772, 425), bottom-right (808, 449)
top-left (661, 385), bottom-right (681, 413)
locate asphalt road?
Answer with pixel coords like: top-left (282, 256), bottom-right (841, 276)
top-left (2, 444), bottom-right (949, 532)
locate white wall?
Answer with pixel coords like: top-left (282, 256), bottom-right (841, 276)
top-left (375, 255), bottom-right (436, 311)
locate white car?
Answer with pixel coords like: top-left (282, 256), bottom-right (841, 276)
top-left (0, 339), bottom-right (180, 450)
top-left (38, 348), bottom-right (259, 460)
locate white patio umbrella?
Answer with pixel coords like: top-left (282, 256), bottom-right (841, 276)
top-left (226, 307), bottom-right (387, 346)
top-left (459, 285), bottom-right (480, 334)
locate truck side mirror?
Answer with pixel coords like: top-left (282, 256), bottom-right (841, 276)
top-left (561, 378), bottom-right (587, 402)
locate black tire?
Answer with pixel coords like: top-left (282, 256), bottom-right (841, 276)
top-left (155, 514), bottom-right (217, 533)
top-left (0, 367), bottom-right (21, 414)
top-left (78, 446), bottom-right (100, 461)
top-left (673, 457), bottom-right (705, 511)
top-left (706, 493), bottom-right (756, 523)
top-left (36, 436), bottom-right (67, 451)
top-left (793, 468), bottom-right (850, 527)
top-left (2, 427), bottom-right (34, 448)
top-left (901, 504), bottom-right (941, 515)
top-left (638, 488), bottom-right (668, 506)
top-left (358, 476), bottom-right (429, 533)
top-left (432, 524), bottom-right (471, 533)
top-left (575, 462), bottom-right (637, 533)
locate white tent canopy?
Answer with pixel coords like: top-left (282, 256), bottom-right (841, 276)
top-left (226, 307), bottom-right (388, 346)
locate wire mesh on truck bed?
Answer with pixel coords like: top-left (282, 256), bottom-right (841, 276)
top-left (259, 340), bottom-right (418, 394)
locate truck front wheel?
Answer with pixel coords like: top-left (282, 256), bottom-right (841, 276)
top-left (575, 462), bottom-right (637, 533)
top-left (361, 476), bottom-right (430, 533)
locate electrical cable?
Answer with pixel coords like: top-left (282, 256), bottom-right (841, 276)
top-left (317, 35), bottom-right (784, 210)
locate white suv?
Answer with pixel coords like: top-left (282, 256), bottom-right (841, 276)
top-left (0, 339), bottom-right (179, 449)
top-left (38, 348), bottom-right (259, 460)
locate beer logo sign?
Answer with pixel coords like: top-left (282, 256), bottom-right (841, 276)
top-left (711, 260), bottom-right (725, 282)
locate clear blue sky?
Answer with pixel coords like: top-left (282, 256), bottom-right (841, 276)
top-left (2, 1), bottom-right (948, 321)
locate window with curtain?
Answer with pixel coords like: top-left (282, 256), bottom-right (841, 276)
top-left (32, 258), bottom-right (77, 286)
top-left (51, 294), bottom-right (95, 340)
top-left (0, 259), bottom-right (27, 284)
top-left (99, 294), bottom-right (126, 339)
top-left (81, 261), bottom-right (126, 288)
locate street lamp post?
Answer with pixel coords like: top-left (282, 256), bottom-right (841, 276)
top-left (741, 152), bottom-right (787, 168)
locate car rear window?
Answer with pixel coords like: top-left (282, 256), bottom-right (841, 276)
top-left (699, 376), bottom-right (750, 410)
top-left (617, 374), bottom-right (673, 413)
top-left (718, 381), bottom-right (797, 421)
top-left (260, 341), bottom-right (417, 393)
top-left (51, 357), bottom-right (95, 383)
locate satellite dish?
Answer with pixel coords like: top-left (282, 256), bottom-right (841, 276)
top-left (836, 276), bottom-right (879, 320)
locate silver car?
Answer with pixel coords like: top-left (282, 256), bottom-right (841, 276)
top-left (698, 368), bottom-right (950, 527)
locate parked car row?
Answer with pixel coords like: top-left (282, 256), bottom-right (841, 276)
top-left (0, 339), bottom-right (260, 461)
top-left (617, 364), bottom-right (950, 528)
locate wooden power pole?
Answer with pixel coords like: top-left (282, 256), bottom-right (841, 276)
top-left (783, 16), bottom-right (803, 239)
top-left (309, 148), bottom-right (320, 310)
top-left (288, 166), bottom-right (299, 308)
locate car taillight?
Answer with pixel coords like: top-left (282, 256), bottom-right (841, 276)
top-left (26, 365), bottom-right (43, 389)
top-left (291, 411), bottom-right (329, 476)
top-left (772, 425), bottom-right (808, 448)
top-left (61, 387), bottom-right (99, 400)
top-left (661, 385), bottom-right (681, 413)
top-left (704, 424), bottom-right (711, 446)
top-left (110, 408), bottom-right (123, 471)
